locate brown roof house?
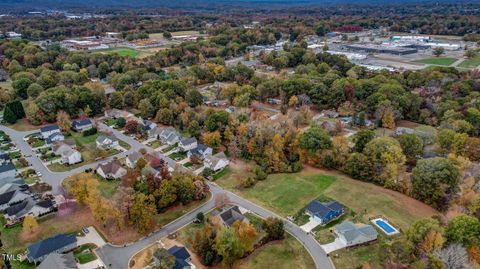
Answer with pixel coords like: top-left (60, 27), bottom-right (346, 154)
top-left (96, 160), bottom-right (126, 179)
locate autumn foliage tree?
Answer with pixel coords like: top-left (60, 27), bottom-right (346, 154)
top-left (125, 120), bottom-right (139, 134)
top-left (23, 215), bottom-right (39, 234)
top-left (56, 110), bottom-right (72, 132)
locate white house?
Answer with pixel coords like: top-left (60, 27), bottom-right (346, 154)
top-left (52, 141), bottom-right (82, 165)
top-left (126, 152), bottom-right (142, 169)
top-left (204, 152), bottom-right (229, 172)
top-left (71, 119), bottom-right (93, 132)
top-left (96, 160), bottom-right (127, 179)
top-left (158, 127), bottom-right (180, 145)
top-left (46, 132), bottom-right (65, 145)
top-left (96, 135), bottom-right (119, 150)
top-left (40, 125), bottom-right (61, 139)
top-left (178, 137), bottom-right (198, 152)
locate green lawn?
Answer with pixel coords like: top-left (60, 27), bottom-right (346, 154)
top-left (98, 48), bottom-right (141, 58)
top-left (147, 140), bottom-right (162, 149)
top-left (73, 244), bottom-right (97, 264)
top-left (458, 56), bottom-right (480, 69)
top-left (31, 139), bottom-right (45, 148)
top-left (97, 177), bottom-right (121, 198)
top-left (155, 192), bottom-right (211, 228)
top-left (8, 151), bottom-right (22, 159)
top-left (217, 170), bottom-right (336, 216)
top-left (184, 162), bottom-right (193, 168)
top-left (168, 151), bottom-right (186, 160)
top-left (413, 57), bottom-right (457, 66)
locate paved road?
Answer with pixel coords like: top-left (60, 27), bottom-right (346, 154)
top-left (1, 123), bottom-right (334, 269)
top-left (96, 182), bottom-right (334, 269)
top-left (0, 122), bottom-right (180, 194)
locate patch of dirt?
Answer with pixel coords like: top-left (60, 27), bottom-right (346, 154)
top-left (8, 118), bottom-right (47, 131)
top-left (396, 120), bottom-right (421, 128)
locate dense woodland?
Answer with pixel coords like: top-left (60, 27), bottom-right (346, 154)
top-left (0, 13), bottom-right (480, 267)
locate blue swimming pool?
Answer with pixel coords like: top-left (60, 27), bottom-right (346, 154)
top-left (374, 219), bottom-right (396, 233)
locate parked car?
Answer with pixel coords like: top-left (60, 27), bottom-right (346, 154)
top-left (82, 228), bottom-right (89, 234)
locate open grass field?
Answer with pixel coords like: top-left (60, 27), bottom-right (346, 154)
top-left (412, 57), bottom-right (457, 66)
top-left (216, 163), bottom-right (438, 231)
top-left (458, 56), bottom-right (480, 69)
top-left (97, 48), bottom-right (142, 58)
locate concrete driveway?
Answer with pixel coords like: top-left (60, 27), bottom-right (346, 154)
top-left (321, 237), bottom-right (347, 254)
top-left (300, 217), bottom-right (320, 232)
top-left (76, 227), bottom-right (106, 248)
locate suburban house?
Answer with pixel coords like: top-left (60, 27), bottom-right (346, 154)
top-left (204, 152), bottom-right (229, 172)
top-left (45, 132), bottom-right (65, 145)
top-left (305, 200), bottom-right (344, 225)
top-left (26, 233), bottom-right (77, 263)
top-left (40, 125), bottom-right (61, 139)
top-left (334, 220), bottom-right (378, 247)
top-left (71, 119), bottom-right (93, 132)
top-left (178, 137), bottom-right (197, 152)
top-left (37, 253), bottom-right (78, 269)
top-left (0, 183), bottom-right (30, 211)
top-left (0, 151), bottom-right (16, 179)
top-left (156, 127), bottom-right (180, 145)
top-left (96, 135), bottom-right (119, 150)
top-left (141, 118), bottom-right (157, 131)
top-left (5, 198), bottom-right (56, 223)
top-left (167, 246), bottom-right (194, 269)
top-left (96, 160), bottom-right (127, 179)
top-left (104, 108), bottom-right (133, 119)
top-left (0, 177), bottom-right (25, 188)
top-left (210, 206), bottom-right (248, 227)
top-left (187, 144), bottom-right (212, 160)
top-left (52, 141), bottom-right (82, 165)
top-left (126, 152), bottom-right (142, 169)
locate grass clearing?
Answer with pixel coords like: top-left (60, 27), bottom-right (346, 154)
top-left (217, 168), bottom-right (336, 216)
top-left (155, 192), bottom-right (211, 227)
top-left (458, 56), bottom-right (480, 69)
top-left (98, 48), bottom-right (141, 58)
top-left (412, 57), bottom-right (457, 66)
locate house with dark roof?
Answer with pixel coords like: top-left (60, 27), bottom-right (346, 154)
top-left (210, 206), bottom-right (248, 227)
top-left (46, 132), bottom-right (65, 145)
top-left (0, 151), bottom-right (16, 179)
top-left (40, 125), bottom-right (61, 139)
top-left (187, 144), bottom-right (212, 160)
top-left (96, 160), bottom-right (126, 179)
top-left (167, 246), bottom-right (193, 269)
top-left (334, 220), bottom-right (378, 247)
top-left (178, 137), bottom-right (197, 152)
top-left (37, 252), bottom-right (78, 269)
top-left (26, 233), bottom-right (77, 263)
top-left (4, 198), bottom-right (56, 223)
top-left (305, 200), bottom-right (344, 225)
top-left (71, 119), bottom-right (93, 132)
top-left (0, 183), bottom-right (30, 211)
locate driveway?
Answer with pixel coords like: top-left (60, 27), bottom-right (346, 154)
top-left (300, 217), bottom-right (320, 232)
top-left (321, 237), bottom-right (347, 254)
top-left (77, 227), bottom-right (107, 248)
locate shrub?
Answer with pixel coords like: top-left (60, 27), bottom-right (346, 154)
top-left (242, 177), bottom-right (256, 188)
top-left (83, 127), bottom-right (97, 136)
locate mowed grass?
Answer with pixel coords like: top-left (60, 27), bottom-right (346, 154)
top-left (217, 168), bottom-right (336, 216)
top-left (458, 56), bottom-right (480, 69)
top-left (217, 165), bottom-right (438, 231)
top-left (97, 48), bottom-right (141, 58)
top-left (413, 57), bottom-right (457, 66)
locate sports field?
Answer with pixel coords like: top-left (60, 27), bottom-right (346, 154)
top-left (413, 57), bottom-right (457, 66)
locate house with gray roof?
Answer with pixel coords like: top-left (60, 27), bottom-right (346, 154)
top-left (334, 220), bottom-right (378, 247)
top-left (71, 118), bottom-right (93, 132)
top-left (0, 183), bottom-right (30, 211)
top-left (211, 206), bottom-right (249, 227)
top-left (5, 198), bottom-right (56, 223)
top-left (204, 152), bottom-right (229, 172)
top-left (96, 160), bottom-right (126, 179)
top-left (187, 144), bottom-right (212, 160)
top-left (157, 127), bottom-right (180, 145)
top-left (26, 233), bottom-right (77, 263)
top-left (37, 252), bottom-right (78, 269)
top-left (40, 125), bottom-right (61, 139)
top-left (0, 151), bottom-right (16, 179)
top-left (126, 152), bottom-right (142, 169)
top-left (96, 135), bottom-right (119, 150)
top-left (178, 137), bottom-right (197, 152)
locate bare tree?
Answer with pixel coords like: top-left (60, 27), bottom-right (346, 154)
top-left (433, 244), bottom-right (472, 269)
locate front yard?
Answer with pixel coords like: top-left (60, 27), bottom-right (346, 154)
top-left (73, 243), bottom-right (97, 264)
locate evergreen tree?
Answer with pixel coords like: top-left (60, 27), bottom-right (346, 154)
top-left (3, 106), bottom-right (17, 124)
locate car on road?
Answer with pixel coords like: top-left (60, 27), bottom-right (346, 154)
top-left (36, 171), bottom-right (42, 177)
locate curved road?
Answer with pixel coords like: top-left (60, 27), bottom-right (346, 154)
top-left (0, 123), bottom-right (334, 269)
